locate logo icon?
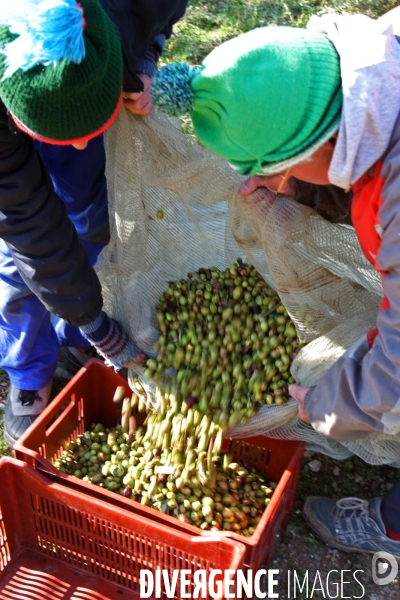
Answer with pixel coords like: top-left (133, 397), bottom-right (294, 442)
top-left (371, 551), bottom-right (398, 586)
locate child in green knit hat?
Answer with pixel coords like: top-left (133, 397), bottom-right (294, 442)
top-left (149, 11), bottom-right (400, 438)
top-left (151, 9), bottom-right (400, 560)
top-left (0, 0), bottom-right (189, 449)
top-left (0, 0), bottom-right (143, 449)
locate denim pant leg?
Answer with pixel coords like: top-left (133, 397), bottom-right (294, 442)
top-left (0, 239), bottom-right (59, 389)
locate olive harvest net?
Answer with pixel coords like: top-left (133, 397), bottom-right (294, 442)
top-left (96, 107), bottom-right (400, 467)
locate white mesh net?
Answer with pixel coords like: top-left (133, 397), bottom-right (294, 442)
top-left (96, 107), bottom-right (400, 467)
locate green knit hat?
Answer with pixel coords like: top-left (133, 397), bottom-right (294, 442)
top-left (0, 0), bottom-right (123, 144)
top-left (151, 27), bottom-right (343, 175)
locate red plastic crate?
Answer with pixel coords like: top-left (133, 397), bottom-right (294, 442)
top-left (0, 457), bottom-right (245, 600)
top-left (14, 359), bottom-right (305, 571)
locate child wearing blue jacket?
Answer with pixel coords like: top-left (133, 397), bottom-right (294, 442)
top-left (0, 0), bottom-right (187, 447)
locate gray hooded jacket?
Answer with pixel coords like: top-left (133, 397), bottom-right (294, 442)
top-left (303, 8), bottom-right (400, 441)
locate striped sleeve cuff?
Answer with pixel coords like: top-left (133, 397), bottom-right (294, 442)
top-left (80, 311), bottom-right (138, 370)
top-left (137, 33), bottom-right (166, 77)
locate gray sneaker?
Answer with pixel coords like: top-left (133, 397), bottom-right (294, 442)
top-left (303, 496), bottom-right (400, 562)
top-left (4, 381), bottom-right (52, 448)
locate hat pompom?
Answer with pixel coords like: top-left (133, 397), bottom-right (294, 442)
top-left (151, 63), bottom-right (198, 116)
top-left (0, 0), bottom-right (86, 80)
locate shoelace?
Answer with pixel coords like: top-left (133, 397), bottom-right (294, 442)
top-left (333, 496), bottom-right (386, 545)
top-left (335, 497), bottom-right (369, 520)
top-left (18, 389), bottom-right (40, 407)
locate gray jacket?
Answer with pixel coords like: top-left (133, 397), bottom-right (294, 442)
top-left (303, 9), bottom-right (400, 441)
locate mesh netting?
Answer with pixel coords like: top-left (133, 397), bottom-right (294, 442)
top-left (96, 107), bottom-right (400, 466)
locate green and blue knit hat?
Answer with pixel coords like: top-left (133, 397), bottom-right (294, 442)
top-left (0, 0), bottom-right (123, 144)
top-left (151, 26), bottom-right (343, 175)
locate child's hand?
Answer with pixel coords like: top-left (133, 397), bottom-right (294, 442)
top-left (123, 74), bottom-right (153, 116)
top-left (289, 384), bottom-right (311, 423)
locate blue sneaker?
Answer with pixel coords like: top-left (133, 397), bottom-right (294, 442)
top-left (303, 496), bottom-right (400, 562)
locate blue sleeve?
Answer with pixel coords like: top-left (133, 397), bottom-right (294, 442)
top-left (98, 0), bottom-right (189, 92)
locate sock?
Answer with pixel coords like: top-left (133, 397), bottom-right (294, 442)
top-left (381, 482), bottom-right (400, 540)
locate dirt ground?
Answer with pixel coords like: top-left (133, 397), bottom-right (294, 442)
top-left (1, 371), bottom-right (399, 599)
top-left (266, 448), bottom-right (400, 599)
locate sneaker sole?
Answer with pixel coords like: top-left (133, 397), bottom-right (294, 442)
top-left (303, 497), bottom-right (400, 564)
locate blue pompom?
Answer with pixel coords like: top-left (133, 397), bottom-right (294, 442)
top-left (0, 0), bottom-right (86, 80)
top-left (151, 63), bottom-right (198, 116)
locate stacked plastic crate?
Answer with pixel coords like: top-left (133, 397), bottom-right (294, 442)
top-left (0, 359), bottom-right (305, 599)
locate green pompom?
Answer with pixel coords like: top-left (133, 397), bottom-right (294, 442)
top-left (151, 63), bottom-right (198, 116)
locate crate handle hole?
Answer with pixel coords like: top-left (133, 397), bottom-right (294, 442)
top-left (45, 398), bottom-right (72, 431)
